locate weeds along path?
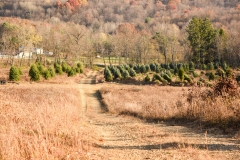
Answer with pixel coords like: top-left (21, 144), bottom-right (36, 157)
top-left (78, 71), bottom-right (240, 159)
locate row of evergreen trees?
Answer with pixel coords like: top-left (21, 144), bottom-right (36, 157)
top-left (104, 61), bottom-right (230, 83)
top-left (9, 61), bottom-right (84, 81)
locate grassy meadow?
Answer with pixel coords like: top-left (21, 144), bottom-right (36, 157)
top-left (0, 84), bottom-right (89, 159)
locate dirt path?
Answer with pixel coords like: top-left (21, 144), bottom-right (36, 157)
top-left (78, 71), bottom-right (240, 160)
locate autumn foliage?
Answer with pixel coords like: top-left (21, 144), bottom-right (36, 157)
top-left (57, 0), bottom-right (87, 10)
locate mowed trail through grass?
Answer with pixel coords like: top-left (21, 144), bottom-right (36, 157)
top-left (78, 71), bottom-right (240, 159)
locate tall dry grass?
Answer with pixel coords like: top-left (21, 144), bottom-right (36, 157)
top-left (0, 84), bottom-right (88, 159)
top-left (100, 84), bottom-right (240, 129)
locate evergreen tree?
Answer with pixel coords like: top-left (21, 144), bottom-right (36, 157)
top-left (178, 67), bottom-right (185, 82)
top-left (9, 66), bottom-right (20, 81)
top-left (186, 17), bottom-right (215, 64)
top-left (29, 64), bottom-right (40, 81)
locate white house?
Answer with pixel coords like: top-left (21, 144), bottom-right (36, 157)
top-left (32, 48), bottom-right (44, 54)
top-left (14, 51), bottom-right (32, 59)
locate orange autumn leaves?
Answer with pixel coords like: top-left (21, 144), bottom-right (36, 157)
top-left (57, 0), bottom-right (88, 11)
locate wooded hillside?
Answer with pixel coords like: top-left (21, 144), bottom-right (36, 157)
top-left (0, 0), bottom-right (240, 66)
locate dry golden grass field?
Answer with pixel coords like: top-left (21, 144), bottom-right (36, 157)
top-left (0, 83), bottom-right (92, 159)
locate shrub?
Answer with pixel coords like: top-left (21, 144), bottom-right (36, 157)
top-left (43, 69), bottom-right (51, 80)
top-left (124, 64), bottom-right (130, 71)
top-left (36, 62), bottom-right (45, 75)
top-left (144, 75), bottom-right (150, 82)
top-left (166, 70), bottom-right (172, 78)
top-left (174, 67), bottom-right (178, 75)
top-left (68, 67), bottom-right (77, 77)
top-left (209, 72), bottom-right (215, 81)
top-left (189, 61), bottom-right (195, 71)
top-left (213, 77), bottom-right (238, 96)
top-left (169, 63), bottom-right (175, 69)
top-left (104, 69), bottom-right (113, 82)
top-left (163, 74), bottom-right (172, 82)
top-left (104, 66), bottom-right (109, 75)
top-left (214, 62), bottom-right (219, 69)
top-left (48, 67), bottom-right (55, 78)
top-left (62, 61), bottom-right (70, 73)
top-left (202, 64), bottom-right (207, 70)
top-left (140, 65), bottom-right (146, 73)
top-left (113, 68), bottom-right (122, 79)
top-left (156, 67), bottom-right (160, 73)
top-left (77, 62), bottom-right (83, 69)
top-left (29, 64), bottom-right (40, 81)
top-left (145, 65), bottom-right (151, 72)
top-left (207, 62), bottom-right (214, 70)
top-left (118, 66), bottom-right (125, 74)
top-left (183, 63), bottom-right (189, 72)
top-left (221, 61), bottom-right (228, 71)
top-left (184, 74), bottom-right (192, 83)
top-left (178, 67), bottom-right (185, 82)
top-left (55, 64), bottom-right (63, 75)
top-left (129, 68), bottom-right (137, 77)
top-left (133, 65), bottom-right (140, 73)
top-left (152, 74), bottom-right (163, 82)
top-left (122, 70), bottom-right (130, 78)
top-left (9, 66), bottom-right (20, 81)
top-left (150, 63), bottom-right (156, 71)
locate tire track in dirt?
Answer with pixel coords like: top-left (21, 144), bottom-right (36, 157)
top-left (78, 71), bottom-right (240, 160)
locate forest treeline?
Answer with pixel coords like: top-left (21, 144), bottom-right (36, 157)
top-left (0, 0), bottom-right (240, 67)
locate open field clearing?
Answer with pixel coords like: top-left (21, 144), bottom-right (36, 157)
top-left (0, 83), bottom-right (90, 159)
top-left (100, 84), bottom-right (240, 130)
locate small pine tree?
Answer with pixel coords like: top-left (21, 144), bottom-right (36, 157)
top-left (184, 74), bottom-right (192, 83)
top-left (140, 65), bottom-right (146, 73)
top-left (178, 67), bottom-right (185, 82)
top-left (163, 74), bottom-right (172, 82)
top-left (202, 64), bottom-right (207, 70)
top-left (104, 69), bottom-right (113, 81)
top-left (144, 74), bottom-right (150, 82)
top-left (189, 61), bottom-right (195, 71)
top-left (77, 62), bottom-right (83, 69)
top-left (36, 62), bottom-right (45, 75)
top-left (145, 65), bottom-right (151, 72)
top-left (113, 68), bottom-right (122, 79)
top-left (129, 68), bottom-right (137, 77)
top-left (150, 63), bottom-right (156, 71)
top-left (174, 67), bottom-right (178, 75)
top-left (62, 61), bottom-right (69, 73)
top-left (152, 74), bottom-right (163, 82)
top-left (55, 64), bottom-right (63, 75)
top-left (122, 70), bottom-right (130, 78)
top-left (43, 69), bottom-right (51, 80)
top-left (68, 67), bottom-right (77, 77)
top-left (207, 62), bottom-right (214, 70)
top-left (29, 64), bottom-right (40, 81)
top-left (156, 67), bottom-right (160, 73)
top-left (222, 61), bottom-right (228, 71)
top-left (209, 72), bottom-right (215, 81)
top-left (48, 67), bottom-right (55, 78)
top-left (9, 66), bottom-right (20, 81)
